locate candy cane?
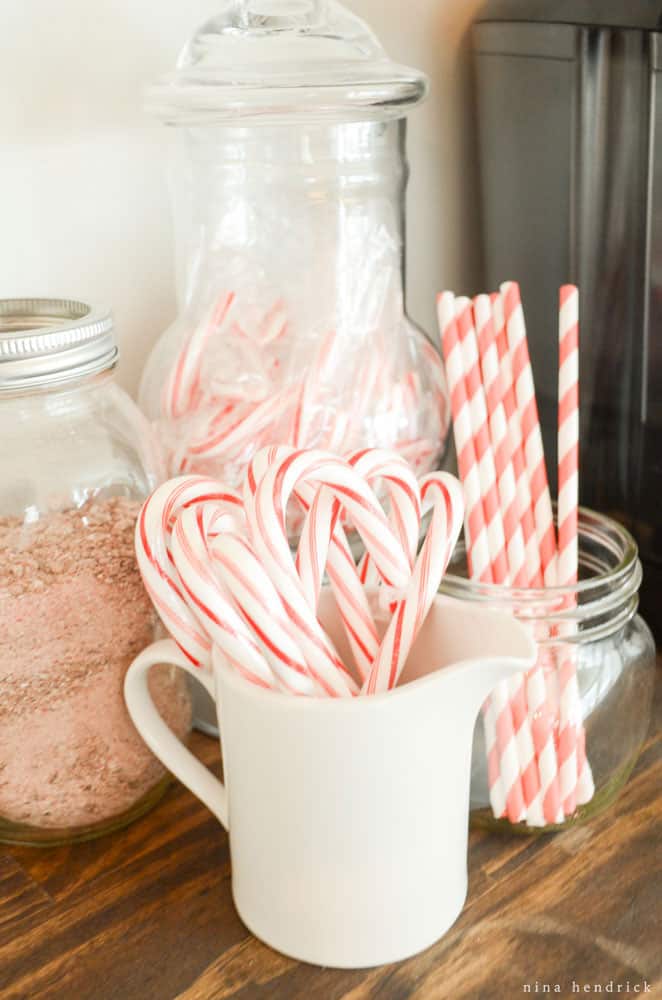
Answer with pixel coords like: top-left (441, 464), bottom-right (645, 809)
top-left (134, 475), bottom-right (243, 667)
top-left (362, 471), bottom-right (464, 694)
top-left (247, 448), bottom-right (412, 591)
top-left (256, 298), bottom-right (288, 345)
top-left (295, 450), bottom-right (422, 679)
top-left (244, 448), bottom-right (412, 694)
top-left (210, 531), bottom-right (331, 696)
top-left (289, 330), bottom-right (336, 448)
top-left (350, 448), bottom-right (423, 589)
top-left (162, 293), bottom-right (235, 420)
top-left (185, 385), bottom-right (298, 463)
top-left (170, 504), bottom-right (277, 690)
top-left (292, 483), bottom-right (378, 681)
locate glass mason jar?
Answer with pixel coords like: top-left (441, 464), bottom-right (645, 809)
top-left (139, 0), bottom-right (449, 489)
top-left (440, 507), bottom-right (655, 834)
top-left (0, 299), bottom-right (192, 845)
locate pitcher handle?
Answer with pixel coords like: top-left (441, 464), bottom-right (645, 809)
top-left (124, 639), bottom-right (228, 829)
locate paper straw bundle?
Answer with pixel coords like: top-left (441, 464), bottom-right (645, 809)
top-left (135, 447), bottom-right (464, 699)
top-left (437, 282), bottom-right (595, 826)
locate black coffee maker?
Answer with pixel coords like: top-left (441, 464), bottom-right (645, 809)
top-left (473, 0), bottom-right (662, 631)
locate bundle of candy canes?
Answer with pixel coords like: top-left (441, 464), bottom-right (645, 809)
top-left (154, 293), bottom-right (448, 486)
top-left (437, 281), bottom-right (594, 826)
top-left (135, 446), bottom-right (463, 697)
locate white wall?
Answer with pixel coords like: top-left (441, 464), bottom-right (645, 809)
top-left (0, 0), bottom-right (484, 397)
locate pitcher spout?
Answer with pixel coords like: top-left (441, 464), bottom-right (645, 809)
top-left (397, 596), bottom-right (537, 720)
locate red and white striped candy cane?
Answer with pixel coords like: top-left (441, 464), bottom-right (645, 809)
top-left (170, 504), bottom-right (277, 690)
top-left (438, 292), bottom-right (492, 584)
top-left (247, 447), bottom-right (413, 591)
top-left (184, 385), bottom-right (298, 465)
top-left (349, 448), bottom-right (423, 589)
top-left (244, 447), bottom-right (412, 694)
top-left (134, 475), bottom-right (243, 668)
top-left (294, 482), bottom-right (380, 682)
top-left (290, 329), bottom-right (337, 448)
top-left (210, 531), bottom-right (332, 696)
top-left (295, 449), bottom-right (422, 680)
top-left (501, 281), bottom-right (557, 587)
top-left (162, 293), bottom-right (235, 421)
top-left (362, 471), bottom-right (464, 695)
top-left (256, 298), bottom-right (288, 345)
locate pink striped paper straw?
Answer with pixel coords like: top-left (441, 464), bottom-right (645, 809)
top-left (437, 292), bottom-right (493, 583)
top-left (439, 292), bottom-right (513, 819)
top-left (455, 297), bottom-right (509, 586)
top-left (557, 286), bottom-right (579, 588)
top-left (474, 295), bottom-right (528, 588)
top-left (491, 292), bottom-right (542, 587)
top-left (501, 282), bottom-right (557, 587)
top-left (556, 285), bottom-right (594, 812)
top-left (455, 295), bottom-right (527, 824)
top-left (474, 294), bottom-right (543, 825)
top-left (500, 282), bottom-right (563, 823)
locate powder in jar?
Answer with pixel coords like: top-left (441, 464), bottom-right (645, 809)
top-left (0, 496), bottom-right (191, 831)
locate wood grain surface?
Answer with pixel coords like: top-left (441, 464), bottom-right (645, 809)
top-left (1, 676), bottom-right (659, 1000)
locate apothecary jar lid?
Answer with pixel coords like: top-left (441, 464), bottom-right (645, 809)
top-left (146, 0), bottom-right (428, 124)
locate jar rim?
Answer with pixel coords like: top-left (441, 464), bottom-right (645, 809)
top-left (0, 299), bottom-right (118, 394)
top-left (439, 506), bottom-right (642, 643)
top-left (442, 506), bottom-right (638, 599)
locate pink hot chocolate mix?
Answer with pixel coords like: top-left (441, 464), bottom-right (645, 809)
top-left (0, 496), bottom-right (190, 832)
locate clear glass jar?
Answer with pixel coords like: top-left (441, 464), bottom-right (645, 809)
top-left (139, 0), bottom-right (449, 488)
top-left (439, 507), bottom-right (655, 833)
top-left (0, 299), bottom-right (192, 845)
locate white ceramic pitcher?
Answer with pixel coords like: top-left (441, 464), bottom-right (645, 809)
top-left (124, 594), bottom-right (535, 968)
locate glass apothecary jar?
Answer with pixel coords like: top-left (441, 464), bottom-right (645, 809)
top-left (139, 0), bottom-right (449, 488)
top-left (440, 508), bottom-right (655, 833)
top-left (0, 299), bottom-right (192, 845)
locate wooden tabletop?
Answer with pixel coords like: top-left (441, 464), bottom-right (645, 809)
top-left (1, 675), bottom-right (659, 1000)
